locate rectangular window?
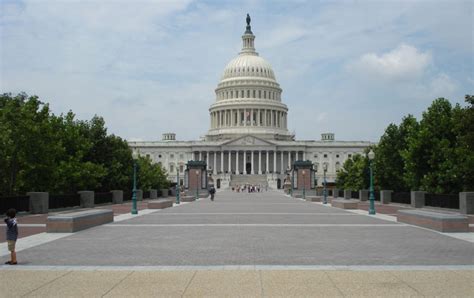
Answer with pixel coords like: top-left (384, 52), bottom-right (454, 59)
top-left (247, 90), bottom-right (250, 98)
top-left (241, 90), bottom-right (244, 97)
top-left (258, 90), bottom-right (261, 98)
top-left (264, 91), bottom-right (266, 99)
top-left (253, 90), bottom-right (256, 98)
top-left (170, 165), bottom-right (174, 173)
top-left (180, 165), bottom-right (184, 173)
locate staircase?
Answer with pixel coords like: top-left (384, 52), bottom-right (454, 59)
top-left (229, 174), bottom-right (268, 187)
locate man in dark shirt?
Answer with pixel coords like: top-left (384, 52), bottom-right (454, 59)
top-left (4, 208), bottom-right (18, 265)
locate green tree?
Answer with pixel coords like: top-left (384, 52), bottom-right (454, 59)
top-left (336, 152), bottom-right (370, 191)
top-left (136, 155), bottom-right (169, 191)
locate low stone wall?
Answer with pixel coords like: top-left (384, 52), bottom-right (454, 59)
top-left (181, 196), bottom-right (195, 202)
top-left (148, 199), bottom-right (173, 209)
top-left (306, 196), bottom-right (322, 202)
top-left (397, 209), bottom-right (468, 232)
top-left (47, 209), bottom-right (113, 233)
top-left (332, 199), bottom-right (358, 209)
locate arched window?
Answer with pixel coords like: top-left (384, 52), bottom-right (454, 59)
top-left (264, 91), bottom-right (266, 99)
top-left (253, 90), bottom-right (256, 98)
top-left (236, 90), bottom-right (239, 98)
top-left (258, 90), bottom-right (261, 98)
top-left (247, 90), bottom-right (250, 98)
top-left (241, 90), bottom-right (244, 98)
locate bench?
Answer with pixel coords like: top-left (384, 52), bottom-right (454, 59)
top-left (306, 196), bottom-right (322, 202)
top-left (148, 199), bottom-right (174, 209)
top-left (181, 196), bottom-right (196, 202)
top-left (47, 209), bottom-right (113, 233)
top-left (397, 209), bottom-right (469, 232)
top-left (331, 199), bottom-right (358, 209)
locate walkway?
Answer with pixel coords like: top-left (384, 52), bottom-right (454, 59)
top-left (1, 190), bottom-right (473, 296)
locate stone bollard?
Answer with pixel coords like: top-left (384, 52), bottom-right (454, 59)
top-left (161, 189), bottom-right (169, 198)
top-left (149, 189), bottom-right (158, 200)
top-left (459, 192), bottom-right (474, 215)
top-left (27, 192), bottom-right (49, 214)
top-left (380, 190), bottom-right (393, 204)
top-left (333, 188), bottom-right (339, 198)
top-left (78, 191), bottom-right (94, 208)
top-left (411, 191), bottom-right (426, 208)
top-left (344, 189), bottom-right (351, 200)
top-left (136, 189), bottom-right (143, 201)
top-left (111, 190), bottom-right (123, 204)
top-left (359, 190), bottom-right (369, 201)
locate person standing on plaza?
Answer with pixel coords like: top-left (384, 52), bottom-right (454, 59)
top-left (209, 186), bottom-right (216, 201)
top-left (4, 208), bottom-right (18, 265)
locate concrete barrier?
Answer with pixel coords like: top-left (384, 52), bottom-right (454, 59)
top-left (47, 209), bottom-right (113, 233)
top-left (333, 188), bottom-right (339, 198)
top-left (149, 189), bottom-right (158, 200)
top-left (344, 190), bottom-right (351, 200)
top-left (411, 191), bottom-right (426, 208)
top-left (381, 190), bottom-right (393, 204)
top-left (136, 189), bottom-right (143, 201)
top-left (78, 191), bottom-right (94, 208)
top-left (111, 190), bottom-right (123, 204)
top-left (397, 209), bottom-right (468, 232)
top-left (181, 196), bottom-right (195, 202)
top-left (27, 192), bottom-right (49, 214)
top-left (160, 189), bottom-right (169, 198)
top-left (359, 190), bottom-right (369, 201)
top-left (460, 192), bottom-right (474, 215)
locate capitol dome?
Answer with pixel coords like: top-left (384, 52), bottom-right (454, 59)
top-left (206, 14), bottom-right (293, 141)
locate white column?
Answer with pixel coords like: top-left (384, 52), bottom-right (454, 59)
top-left (220, 151), bottom-right (224, 173)
top-left (199, 151), bottom-right (202, 161)
top-left (251, 108), bottom-right (253, 126)
top-left (236, 151), bottom-right (239, 175)
top-left (244, 109), bottom-right (247, 126)
top-left (230, 109), bottom-right (234, 127)
top-left (213, 152), bottom-right (217, 174)
top-left (266, 150), bottom-right (269, 173)
top-left (288, 151), bottom-right (291, 169)
top-left (274, 151), bottom-right (277, 173)
top-left (243, 151), bottom-right (247, 175)
top-left (228, 151), bottom-right (231, 174)
top-left (257, 109), bottom-right (260, 126)
top-left (280, 151), bottom-right (284, 173)
top-left (303, 151), bottom-right (306, 161)
top-left (258, 151), bottom-right (262, 174)
top-left (206, 151), bottom-right (209, 163)
top-left (251, 151), bottom-right (254, 174)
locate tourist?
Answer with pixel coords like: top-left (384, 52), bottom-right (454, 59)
top-left (4, 208), bottom-right (18, 265)
top-left (209, 186), bottom-right (216, 201)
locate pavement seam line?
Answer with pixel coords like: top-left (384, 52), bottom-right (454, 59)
top-left (390, 271), bottom-right (425, 296)
top-left (101, 270), bottom-right (134, 297)
top-left (323, 270), bottom-right (346, 297)
top-left (181, 270), bottom-right (197, 297)
top-left (20, 270), bottom-right (73, 297)
top-left (258, 269), bottom-right (264, 298)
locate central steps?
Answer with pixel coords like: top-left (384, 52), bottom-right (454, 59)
top-left (230, 174), bottom-right (268, 187)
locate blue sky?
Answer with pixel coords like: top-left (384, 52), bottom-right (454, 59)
top-left (1, 0), bottom-right (473, 142)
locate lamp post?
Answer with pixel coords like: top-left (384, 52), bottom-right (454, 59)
top-left (131, 151), bottom-right (138, 215)
top-left (323, 163), bottom-right (328, 204)
top-left (368, 149), bottom-right (376, 215)
top-left (195, 170), bottom-right (199, 200)
top-left (176, 168), bottom-right (180, 204)
top-left (302, 170), bottom-right (306, 200)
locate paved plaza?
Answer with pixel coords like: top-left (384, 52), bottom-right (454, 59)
top-left (1, 190), bottom-right (473, 296)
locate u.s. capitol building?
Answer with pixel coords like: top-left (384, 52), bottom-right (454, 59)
top-left (129, 15), bottom-right (371, 189)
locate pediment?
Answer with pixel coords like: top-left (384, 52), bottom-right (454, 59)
top-left (222, 135), bottom-right (275, 147)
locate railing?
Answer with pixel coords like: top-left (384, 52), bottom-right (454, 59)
top-left (328, 189), bottom-right (333, 196)
top-left (374, 191), bottom-right (380, 201)
top-left (49, 194), bottom-right (81, 209)
top-left (338, 190), bottom-right (344, 197)
top-left (0, 195), bottom-right (30, 214)
top-left (392, 192), bottom-right (411, 204)
top-left (123, 190), bottom-right (132, 201)
top-left (95, 192), bottom-right (113, 205)
top-left (143, 191), bottom-right (150, 199)
top-left (425, 193), bottom-right (459, 209)
top-left (351, 191), bottom-right (359, 199)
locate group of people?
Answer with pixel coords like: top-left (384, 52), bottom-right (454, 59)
top-left (231, 184), bottom-right (267, 193)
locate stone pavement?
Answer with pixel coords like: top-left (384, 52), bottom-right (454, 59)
top-left (1, 190), bottom-right (473, 297)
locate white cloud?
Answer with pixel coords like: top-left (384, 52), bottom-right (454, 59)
top-left (429, 73), bottom-right (457, 98)
top-left (349, 44), bottom-right (432, 81)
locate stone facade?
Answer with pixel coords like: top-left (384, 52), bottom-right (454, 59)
top-left (128, 16), bottom-right (372, 189)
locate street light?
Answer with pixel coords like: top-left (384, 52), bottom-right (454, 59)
top-left (195, 170), bottom-right (199, 200)
top-left (323, 163), bottom-right (328, 204)
top-left (131, 151), bottom-right (138, 215)
top-left (302, 170), bottom-right (306, 200)
top-left (368, 149), bottom-right (376, 215)
top-left (176, 167), bottom-right (180, 204)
